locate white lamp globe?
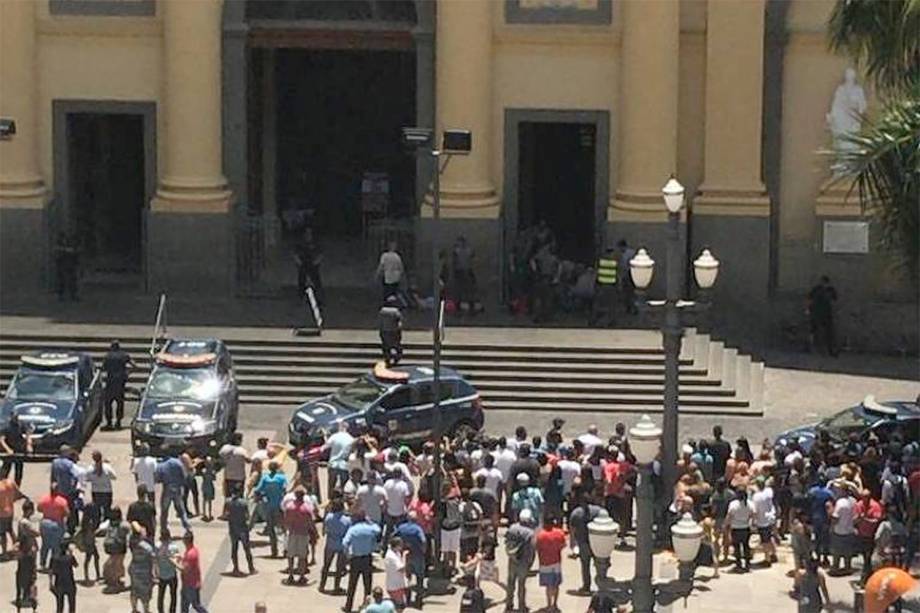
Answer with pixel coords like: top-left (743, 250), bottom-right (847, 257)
top-left (629, 414), bottom-right (662, 464)
top-left (671, 512), bottom-right (704, 563)
top-left (693, 248), bottom-right (720, 289)
top-left (629, 248), bottom-right (655, 290)
top-left (661, 176), bottom-right (685, 213)
top-left (587, 509), bottom-right (620, 561)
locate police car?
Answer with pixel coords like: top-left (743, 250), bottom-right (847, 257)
top-left (775, 395), bottom-right (920, 453)
top-left (132, 339), bottom-right (240, 456)
top-left (288, 362), bottom-right (484, 449)
top-left (0, 352), bottom-right (103, 453)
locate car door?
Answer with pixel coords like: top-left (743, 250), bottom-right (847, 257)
top-left (409, 381), bottom-right (455, 441)
top-left (376, 385), bottom-right (418, 442)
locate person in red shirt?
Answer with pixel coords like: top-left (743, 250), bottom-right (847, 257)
top-left (37, 484), bottom-right (70, 569)
top-left (0, 476), bottom-right (23, 556)
top-left (535, 517), bottom-right (567, 611)
top-left (283, 487), bottom-right (317, 585)
top-left (175, 531), bottom-right (207, 613)
top-left (602, 450), bottom-right (633, 547)
top-left (853, 488), bottom-right (883, 582)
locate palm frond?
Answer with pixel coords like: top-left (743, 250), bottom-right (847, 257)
top-left (828, 0), bottom-right (920, 93)
top-left (831, 89), bottom-right (920, 275)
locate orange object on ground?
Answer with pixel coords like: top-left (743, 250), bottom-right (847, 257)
top-left (864, 567), bottom-right (920, 613)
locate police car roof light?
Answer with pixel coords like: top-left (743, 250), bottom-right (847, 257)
top-left (156, 352), bottom-right (217, 367)
top-left (21, 354), bottom-right (80, 368)
top-left (373, 361), bottom-right (410, 382)
top-left (863, 394), bottom-right (897, 415)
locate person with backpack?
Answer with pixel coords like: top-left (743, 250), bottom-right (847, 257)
top-left (440, 486), bottom-right (463, 577)
top-left (504, 508), bottom-right (536, 613)
top-left (459, 490), bottom-right (483, 564)
top-left (882, 463), bottom-right (909, 517)
top-left (458, 571), bottom-right (486, 613)
top-left (102, 506), bottom-right (130, 593)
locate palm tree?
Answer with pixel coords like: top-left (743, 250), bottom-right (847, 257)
top-left (826, 0), bottom-right (920, 275)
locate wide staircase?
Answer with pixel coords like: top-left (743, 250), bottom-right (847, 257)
top-left (0, 329), bottom-right (764, 416)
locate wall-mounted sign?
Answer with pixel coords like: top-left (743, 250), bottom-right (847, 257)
top-left (823, 221), bottom-right (869, 254)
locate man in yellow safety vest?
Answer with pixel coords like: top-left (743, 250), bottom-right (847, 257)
top-left (590, 246), bottom-right (618, 326)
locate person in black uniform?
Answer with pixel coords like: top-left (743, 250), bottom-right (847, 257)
top-left (102, 340), bottom-right (134, 430)
top-left (296, 227), bottom-right (324, 307)
top-left (378, 296), bottom-right (403, 366)
top-left (807, 276), bottom-right (838, 357)
top-left (0, 414), bottom-right (32, 485)
top-left (54, 234), bottom-right (80, 302)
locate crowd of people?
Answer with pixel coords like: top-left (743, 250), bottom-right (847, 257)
top-left (0, 417), bottom-right (918, 613)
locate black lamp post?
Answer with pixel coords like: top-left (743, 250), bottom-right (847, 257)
top-left (628, 176), bottom-right (720, 498)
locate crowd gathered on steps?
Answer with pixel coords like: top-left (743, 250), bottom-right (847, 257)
top-left (0, 418), bottom-right (918, 613)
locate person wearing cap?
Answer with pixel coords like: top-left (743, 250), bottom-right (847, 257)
top-left (511, 473), bottom-right (545, 526)
top-left (504, 508), bottom-right (537, 613)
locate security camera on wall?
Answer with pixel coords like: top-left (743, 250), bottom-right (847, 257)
top-left (442, 129), bottom-right (471, 155)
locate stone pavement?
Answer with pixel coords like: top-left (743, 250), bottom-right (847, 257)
top-left (2, 408), bottom-right (919, 613)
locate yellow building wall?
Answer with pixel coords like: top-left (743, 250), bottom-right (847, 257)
top-left (677, 0), bottom-right (707, 199)
top-left (491, 26), bottom-right (618, 202)
top-left (34, 8), bottom-right (162, 193)
top-left (778, 0), bottom-right (850, 290)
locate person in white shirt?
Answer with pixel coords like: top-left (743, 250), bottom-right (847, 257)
top-left (473, 454), bottom-right (504, 499)
top-left (726, 489), bottom-right (755, 572)
top-left (377, 241), bottom-right (405, 302)
top-left (131, 443), bottom-right (158, 505)
top-left (383, 450), bottom-right (414, 491)
top-left (383, 472), bottom-right (411, 545)
top-left (557, 449), bottom-right (582, 497)
top-left (751, 478), bottom-right (778, 566)
top-left (506, 427), bottom-right (528, 455)
top-left (322, 422), bottom-right (355, 497)
top-left (384, 537), bottom-right (409, 608)
top-left (493, 438), bottom-right (517, 516)
top-left (830, 487), bottom-right (857, 575)
top-left (576, 425), bottom-right (604, 458)
top-left (82, 450), bottom-right (117, 520)
top-left (356, 471), bottom-right (387, 525)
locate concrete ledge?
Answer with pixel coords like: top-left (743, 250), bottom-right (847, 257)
top-left (694, 332), bottom-right (711, 371)
top-left (735, 354), bottom-right (752, 401)
top-left (708, 341), bottom-right (724, 381)
top-left (722, 347), bottom-right (738, 390)
top-left (750, 361), bottom-right (765, 413)
top-left (681, 327), bottom-right (696, 361)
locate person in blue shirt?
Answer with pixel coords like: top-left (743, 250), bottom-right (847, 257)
top-left (319, 497), bottom-right (351, 594)
top-left (361, 587), bottom-right (396, 613)
top-left (155, 454), bottom-right (190, 534)
top-left (394, 511), bottom-right (427, 608)
top-left (254, 461), bottom-right (288, 558)
top-left (342, 511), bottom-right (381, 613)
top-left (807, 478), bottom-right (834, 566)
top-left (51, 445), bottom-right (81, 531)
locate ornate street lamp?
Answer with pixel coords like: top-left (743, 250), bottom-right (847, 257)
top-left (671, 513), bottom-right (704, 585)
top-left (588, 509), bottom-right (620, 589)
top-left (629, 415), bottom-right (662, 613)
top-left (628, 176), bottom-right (721, 504)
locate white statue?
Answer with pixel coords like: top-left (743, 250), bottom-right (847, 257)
top-left (826, 67), bottom-right (867, 152)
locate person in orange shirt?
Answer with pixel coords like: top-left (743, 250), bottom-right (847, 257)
top-left (0, 475), bottom-right (23, 557)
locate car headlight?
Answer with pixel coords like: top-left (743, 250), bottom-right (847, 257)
top-left (47, 420), bottom-right (74, 436)
top-left (191, 419), bottom-right (218, 435)
top-left (136, 421), bottom-right (154, 434)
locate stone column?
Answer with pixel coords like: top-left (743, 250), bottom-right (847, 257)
top-left (421, 0), bottom-right (501, 306)
top-left (610, 0), bottom-right (680, 223)
top-left (149, 0), bottom-right (233, 293)
top-left (693, 0), bottom-right (771, 324)
top-left (154, 0), bottom-right (230, 210)
top-left (695, 0), bottom-right (769, 214)
top-left (432, 0), bottom-right (499, 216)
top-left (0, 0), bottom-right (48, 292)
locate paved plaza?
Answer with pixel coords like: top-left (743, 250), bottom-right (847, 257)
top-left (0, 318), bottom-right (918, 612)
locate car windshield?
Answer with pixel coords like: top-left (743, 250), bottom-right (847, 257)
top-left (333, 377), bottom-right (386, 411)
top-left (7, 370), bottom-right (76, 402)
top-left (819, 407), bottom-right (876, 437)
top-left (146, 367), bottom-right (220, 401)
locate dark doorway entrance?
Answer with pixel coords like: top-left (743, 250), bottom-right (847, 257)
top-left (66, 113), bottom-right (145, 272)
top-left (517, 122), bottom-right (597, 264)
top-left (275, 48), bottom-right (416, 237)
